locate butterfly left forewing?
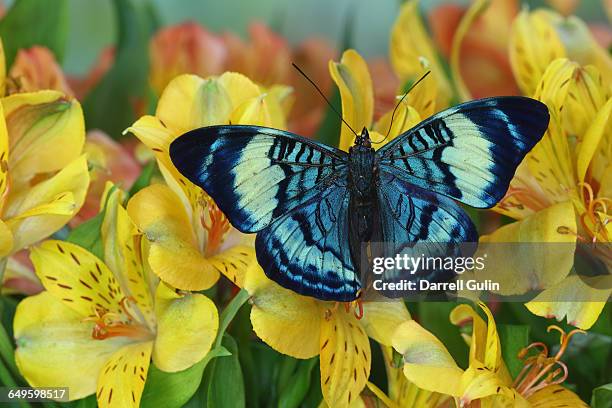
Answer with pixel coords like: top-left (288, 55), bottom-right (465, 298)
top-left (170, 125), bottom-right (359, 301)
top-left (170, 125), bottom-right (348, 233)
top-left (376, 96), bottom-right (549, 208)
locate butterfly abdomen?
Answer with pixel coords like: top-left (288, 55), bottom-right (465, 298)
top-left (348, 144), bottom-right (377, 242)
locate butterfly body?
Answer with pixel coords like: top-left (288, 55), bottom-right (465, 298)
top-left (170, 96), bottom-right (550, 302)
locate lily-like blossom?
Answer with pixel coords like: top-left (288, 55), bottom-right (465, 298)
top-left (7, 46), bottom-right (74, 96)
top-left (427, 0), bottom-right (521, 98)
top-left (14, 186), bottom-right (218, 407)
top-left (476, 57), bottom-right (611, 329)
top-left (149, 22), bottom-right (227, 96)
top-left (243, 261), bottom-right (411, 407)
top-left (392, 302), bottom-right (588, 407)
top-left (0, 39), bottom-right (89, 263)
top-left (509, 7), bottom-right (612, 96)
top-left (147, 21), bottom-right (336, 135)
top-left (125, 72), bottom-right (292, 290)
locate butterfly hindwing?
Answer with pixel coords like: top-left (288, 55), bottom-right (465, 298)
top-left (376, 96), bottom-right (549, 208)
top-left (170, 125), bottom-right (348, 233)
top-left (375, 169), bottom-right (478, 293)
top-left (255, 173), bottom-right (360, 301)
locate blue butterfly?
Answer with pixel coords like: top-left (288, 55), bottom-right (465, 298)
top-left (169, 96), bottom-right (549, 301)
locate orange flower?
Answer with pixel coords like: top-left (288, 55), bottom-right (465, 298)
top-left (149, 22), bottom-right (227, 95)
top-left (428, 0), bottom-right (520, 98)
top-left (8, 46), bottom-right (73, 96)
top-left (68, 47), bottom-right (115, 100)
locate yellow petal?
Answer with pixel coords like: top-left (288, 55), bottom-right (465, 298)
top-left (0, 39), bottom-right (5, 96)
top-left (526, 275), bottom-right (612, 329)
top-left (509, 9), bottom-right (566, 96)
top-left (101, 186), bottom-right (155, 328)
top-left (152, 283), bottom-right (218, 372)
top-left (124, 115), bottom-right (200, 212)
top-left (392, 320), bottom-right (463, 396)
top-left (527, 384), bottom-right (588, 407)
top-left (576, 97), bottom-right (612, 185)
top-left (360, 301), bottom-right (411, 346)
top-left (0, 219), bottom-right (13, 257)
top-left (244, 262), bottom-right (321, 359)
top-left (230, 94), bottom-right (273, 127)
top-left (526, 111), bottom-right (576, 205)
top-left (127, 184), bottom-right (219, 290)
top-left (390, 0), bottom-right (451, 112)
top-left (457, 364), bottom-right (512, 405)
top-left (3, 91), bottom-right (85, 185)
top-left (208, 245), bottom-right (255, 288)
top-left (155, 74), bottom-right (232, 135)
top-left (319, 308), bottom-right (370, 407)
top-left (563, 66), bottom-right (610, 138)
top-left (477, 201), bottom-right (577, 295)
top-left (0, 101), bottom-right (8, 202)
top-left (449, 0), bottom-right (491, 102)
top-left (14, 292), bottom-right (129, 400)
top-left (372, 103), bottom-right (421, 149)
top-left (539, 9), bottom-right (612, 87)
top-left (97, 341), bottom-right (153, 408)
top-left (329, 50), bottom-right (374, 151)
top-left (217, 71), bottom-right (262, 109)
top-left (5, 155), bottom-right (89, 252)
top-left (380, 346), bottom-right (450, 408)
top-left (450, 303), bottom-right (509, 381)
top-left (30, 240), bottom-right (126, 317)
top-left (265, 84), bottom-right (293, 129)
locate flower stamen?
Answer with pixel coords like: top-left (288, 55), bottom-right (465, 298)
top-left (202, 198), bottom-right (230, 256)
top-left (84, 297), bottom-right (153, 341)
top-left (512, 325), bottom-right (584, 398)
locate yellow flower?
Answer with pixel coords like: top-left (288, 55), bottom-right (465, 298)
top-left (392, 302), bottom-right (588, 407)
top-left (479, 58), bottom-right (612, 329)
top-left (331, 49), bottom-right (422, 152)
top-left (389, 0), bottom-right (452, 113)
top-left (244, 261), bottom-right (411, 408)
top-left (0, 38), bottom-right (89, 262)
top-left (14, 186), bottom-right (218, 407)
top-left (125, 72), bottom-right (290, 290)
top-left (509, 7), bottom-right (612, 96)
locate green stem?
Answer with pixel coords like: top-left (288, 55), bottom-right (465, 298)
top-left (0, 357), bottom-right (31, 408)
top-left (215, 289), bottom-right (249, 349)
top-left (0, 321), bottom-right (20, 380)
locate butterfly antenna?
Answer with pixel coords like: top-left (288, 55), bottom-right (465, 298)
top-left (291, 62), bottom-right (359, 137)
top-left (372, 70), bottom-right (432, 145)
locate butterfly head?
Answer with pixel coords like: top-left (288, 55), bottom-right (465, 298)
top-left (354, 127), bottom-right (372, 148)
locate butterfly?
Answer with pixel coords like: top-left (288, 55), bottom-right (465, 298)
top-left (169, 96), bottom-right (549, 302)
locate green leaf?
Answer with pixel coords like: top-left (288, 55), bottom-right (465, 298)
top-left (277, 358), bottom-right (318, 408)
top-left (497, 324), bottom-right (529, 378)
top-left (0, 0), bottom-right (68, 67)
top-left (72, 395), bottom-right (97, 408)
top-left (416, 301), bottom-right (469, 368)
top-left (66, 211), bottom-right (104, 259)
top-left (82, 0), bottom-right (153, 137)
top-left (216, 289), bottom-right (249, 349)
top-left (592, 383), bottom-right (612, 408)
top-left (202, 335), bottom-right (245, 408)
top-left (141, 345), bottom-right (230, 408)
top-left (314, 87), bottom-right (342, 148)
top-left (127, 160), bottom-right (157, 198)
